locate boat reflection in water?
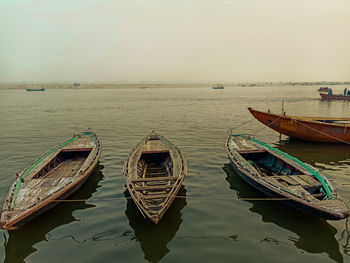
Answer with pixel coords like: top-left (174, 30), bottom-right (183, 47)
top-left (223, 163), bottom-right (344, 263)
top-left (124, 186), bottom-right (187, 262)
top-left (3, 163), bottom-right (104, 263)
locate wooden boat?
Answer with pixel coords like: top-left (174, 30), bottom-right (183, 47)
top-left (225, 134), bottom-right (349, 220)
top-left (0, 130), bottom-right (102, 230)
top-left (123, 131), bottom-right (187, 223)
top-left (248, 107), bottom-right (350, 143)
top-left (320, 93), bottom-right (350, 101)
top-left (26, 88), bottom-right (45, 91)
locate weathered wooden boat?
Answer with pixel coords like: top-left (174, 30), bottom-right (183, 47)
top-left (26, 88), bottom-right (45, 91)
top-left (0, 130), bottom-right (102, 230)
top-left (320, 93), bottom-right (350, 101)
top-left (123, 131), bottom-right (187, 224)
top-left (248, 107), bottom-right (350, 143)
top-left (225, 134), bottom-right (349, 220)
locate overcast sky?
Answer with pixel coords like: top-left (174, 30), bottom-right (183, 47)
top-left (0, 0), bottom-right (349, 82)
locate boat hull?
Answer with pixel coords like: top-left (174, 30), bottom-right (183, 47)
top-left (26, 88), bottom-right (45, 91)
top-left (123, 132), bottom-right (187, 224)
top-left (0, 131), bottom-right (102, 230)
top-left (225, 134), bottom-right (349, 220)
top-left (2, 170), bottom-right (94, 230)
top-left (228, 159), bottom-right (345, 220)
top-left (248, 107), bottom-right (350, 143)
top-left (320, 93), bottom-right (350, 101)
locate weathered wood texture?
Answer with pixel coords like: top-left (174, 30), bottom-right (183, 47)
top-left (225, 134), bottom-right (349, 220)
top-left (123, 131), bottom-right (187, 224)
top-left (0, 130), bottom-right (102, 230)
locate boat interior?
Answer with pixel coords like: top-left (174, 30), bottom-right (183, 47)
top-left (315, 119), bottom-right (350, 124)
top-left (7, 149), bottom-right (92, 212)
top-left (31, 149), bottom-right (91, 180)
top-left (131, 151), bottom-right (176, 212)
top-left (238, 150), bottom-right (326, 200)
top-left (137, 151), bottom-right (173, 179)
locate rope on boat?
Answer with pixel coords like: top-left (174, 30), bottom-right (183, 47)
top-left (0, 196), bottom-right (302, 214)
top-left (240, 110), bottom-right (350, 145)
top-left (44, 114), bottom-right (350, 206)
top-left (254, 115), bottom-right (283, 135)
top-left (229, 117), bottom-right (256, 132)
top-left (228, 115), bottom-right (283, 136)
top-left (0, 196), bottom-right (316, 214)
top-left (47, 196), bottom-right (299, 203)
top-left (292, 119), bottom-right (350, 145)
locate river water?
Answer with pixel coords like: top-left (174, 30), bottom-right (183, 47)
top-left (1, 85), bottom-right (350, 263)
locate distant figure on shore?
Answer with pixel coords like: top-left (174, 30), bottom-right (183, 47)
top-left (347, 90), bottom-right (350, 96)
top-left (328, 88), bottom-right (333, 95)
top-left (344, 88), bottom-right (347, 95)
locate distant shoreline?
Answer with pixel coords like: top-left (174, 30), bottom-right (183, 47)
top-left (0, 82), bottom-right (349, 90)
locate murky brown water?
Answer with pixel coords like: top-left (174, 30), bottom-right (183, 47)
top-left (1, 85), bottom-right (350, 262)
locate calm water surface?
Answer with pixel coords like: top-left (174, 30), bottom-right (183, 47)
top-left (1, 85), bottom-right (350, 262)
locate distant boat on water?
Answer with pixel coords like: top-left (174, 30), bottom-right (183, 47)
top-left (212, 86), bottom-right (224, 89)
top-left (26, 88), bottom-right (45, 91)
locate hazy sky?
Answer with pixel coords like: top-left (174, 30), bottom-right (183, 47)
top-left (1, 0), bottom-right (349, 82)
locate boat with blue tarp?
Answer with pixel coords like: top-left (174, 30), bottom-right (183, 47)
top-left (225, 133), bottom-right (349, 220)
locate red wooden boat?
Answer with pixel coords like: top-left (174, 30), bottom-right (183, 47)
top-left (320, 93), bottom-right (350, 101)
top-left (248, 107), bottom-right (350, 143)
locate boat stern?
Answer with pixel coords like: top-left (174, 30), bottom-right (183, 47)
top-left (319, 199), bottom-right (349, 220)
top-left (0, 215), bottom-right (20, 231)
top-left (150, 215), bottom-right (161, 224)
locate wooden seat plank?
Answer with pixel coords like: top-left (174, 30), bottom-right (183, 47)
top-left (263, 177), bottom-right (287, 188)
top-left (297, 175), bottom-right (320, 185)
top-left (290, 176), bottom-right (310, 186)
top-left (134, 184), bottom-right (173, 191)
top-left (276, 176), bottom-right (300, 185)
top-left (288, 186), bottom-right (317, 201)
top-left (143, 194), bottom-right (169, 200)
top-left (132, 176), bottom-right (178, 183)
